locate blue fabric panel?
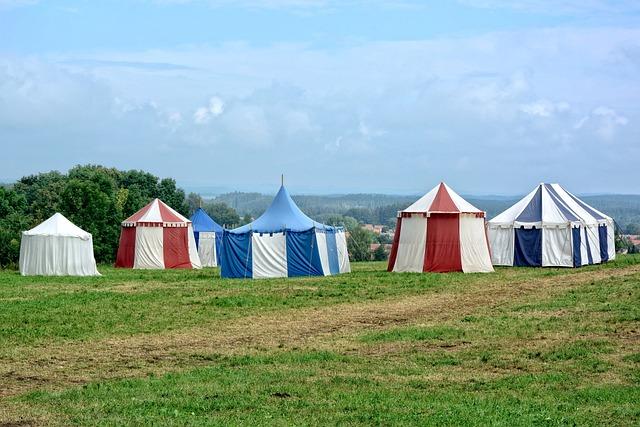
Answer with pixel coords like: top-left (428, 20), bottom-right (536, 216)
top-left (572, 227), bottom-right (582, 267)
top-left (220, 231), bottom-right (253, 279)
top-left (286, 229), bottom-right (324, 277)
top-left (232, 185), bottom-right (331, 234)
top-left (598, 225), bottom-right (609, 262)
top-left (514, 227), bottom-right (542, 267)
top-left (194, 231), bottom-right (200, 249)
top-left (584, 227), bottom-right (594, 265)
top-left (544, 184), bottom-right (579, 222)
top-left (190, 208), bottom-right (224, 233)
top-left (516, 186), bottom-right (543, 222)
top-left (215, 232), bottom-right (223, 265)
top-left (325, 229), bottom-right (340, 275)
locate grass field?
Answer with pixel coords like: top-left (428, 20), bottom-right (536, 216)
top-left (1, 256), bottom-right (639, 426)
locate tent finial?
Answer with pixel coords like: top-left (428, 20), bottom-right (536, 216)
top-left (281, 174), bottom-right (284, 186)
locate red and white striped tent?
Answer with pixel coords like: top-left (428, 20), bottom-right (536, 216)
top-left (387, 182), bottom-right (493, 273)
top-left (115, 199), bottom-right (201, 269)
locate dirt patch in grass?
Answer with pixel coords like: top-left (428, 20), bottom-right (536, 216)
top-left (1, 264), bottom-right (639, 422)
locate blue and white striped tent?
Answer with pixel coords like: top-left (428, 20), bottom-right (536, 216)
top-left (488, 183), bottom-right (615, 267)
top-left (190, 208), bottom-right (224, 267)
top-left (220, 184), bottom-right (351, 279)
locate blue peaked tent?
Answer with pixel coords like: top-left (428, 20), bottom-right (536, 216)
top-left (190, 208), bottom-right (224, 267)
top-left (220, 184), bottom-right (351, 279)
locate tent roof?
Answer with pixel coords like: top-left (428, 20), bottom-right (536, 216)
top-left (122, 198), bottom-right (190, 226)
top-left (190, 208), bottom-right (224, 232)
top-left (23, 213), bottom-right (91, 239)
top-left (231, 185), bottom-right (333, 233)
top-left (489, 183), bottom-right (612, 226)
top-left (403, 182), bottom-right (483, 214)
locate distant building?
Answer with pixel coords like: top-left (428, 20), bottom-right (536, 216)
top-left (363, 224), bottom-right (384, 234)
top-left (624, 235), bottom-right (640, 247)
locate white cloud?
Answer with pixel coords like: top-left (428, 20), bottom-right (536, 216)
top-left (2, 26), bottom-right (639, 192)
top-left (520, 100), bottom-right (570, 117)
top-left (193, 96), bottom-right (225, 124)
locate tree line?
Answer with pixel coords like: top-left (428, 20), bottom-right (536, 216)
top-left (0, 165), bottom-right (228, 267)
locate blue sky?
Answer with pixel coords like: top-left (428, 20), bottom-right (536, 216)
top-left (1, 0), bottom-right (639, 194)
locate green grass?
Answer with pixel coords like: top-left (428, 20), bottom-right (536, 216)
top-left (1, 255), bottom-right (639, 425)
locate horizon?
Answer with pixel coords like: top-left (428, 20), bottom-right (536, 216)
top-left (1, 1), bottom-right (639, 194)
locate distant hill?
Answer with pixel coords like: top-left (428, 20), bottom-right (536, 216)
top-left (210, 192), bottom-right (640, 233)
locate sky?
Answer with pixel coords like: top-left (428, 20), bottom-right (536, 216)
top-left (1, 0), bottom-right (639, 195)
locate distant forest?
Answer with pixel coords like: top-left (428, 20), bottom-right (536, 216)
top-left (212, 192), bottom-right (640, 233)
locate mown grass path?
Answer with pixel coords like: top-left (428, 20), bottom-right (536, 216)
top-left (1, 257), bottom-right (639, 425)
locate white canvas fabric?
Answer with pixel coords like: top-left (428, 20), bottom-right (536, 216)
top-left (315, 231), bottom-right (331, 276)
top-left (336, 230), bottom-right (351, 273)
top-left (585, 225), bottom-right (602, 264)
top-left (459, 215), bottom-right (493, 273)
top-left (489, 183), bottom-right (615, 267)
top-left (403, 186), bottom-right (439, 212)
top-left (607, 225), bottom-right (615, 260)
top-left (24, 213), bottom-right (91, 238)
top-left (491, 187), bottom-right (540, 226)
top-left (542, 227), bottom-right (573, 267)
top-left (134, 226), bottom-right (164, 269)
top-left (541, 187), bottom-right (571, 226)
top-left (19, 234), bottom-right (100, 276)
top-left (197, 231), bottom-right (217, 267)
top-left (393, 215), bottom-right (427, 273)
top-left (187, 224), bottom-right (202, 269)
top-left (488, 226), bottom-right (513, 266)
top-left (19, 213), bottom-right (100, 276)
top-left (444, 183), bottom-right (483, 213)
top-left (251, 232), bottom-right (287, 278)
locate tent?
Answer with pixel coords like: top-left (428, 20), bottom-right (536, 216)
top-left (220, 184), bottom-right (350, 279)
top-left (488, 183), bottom-right (615, 267)
top-left (115, 198), bottom-right (201, 269)
top-left (19, 213), bottom-right (100, 276)
top-left (387, 182), bottom-right (493, 273)
top-left (190, 208), bottom-right (224, 267)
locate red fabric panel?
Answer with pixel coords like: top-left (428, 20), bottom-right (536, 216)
top-left (123, 200), bottom-right (154, 223)
top-left (387, 217), bottom-right (403, 271)
top-left (163, 227), bottom-right (192, 269)
top-left (115, 227), bottom-right (136, 268)
top-left (430, 183), bottom-right (458, 212)
top-left (158, 200), bottom-right (186, 223)
top-left (423, 213), bottom-right (462, 272)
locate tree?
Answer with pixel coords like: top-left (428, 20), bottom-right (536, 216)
top-left (187, 192), bottom-right (204, 215)
top-left (2, 165), bottom-right (193, 266)
top-left (348, 226), bottom-right (374, 262)
top-left (0, 187), bottom-right (31, 268)
top-left (373, 244), bottom-right (388, 261)
top-left (240, 214), bottom-right (253, 226)
top-left (324, 215), bottom-right (359, 232)
top-left (204, 202), bottom-right (241, 227)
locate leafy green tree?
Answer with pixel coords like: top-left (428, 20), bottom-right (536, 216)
top-left (0, 188), bottom-right (31, 268)
top-left (156, 178), bottom-right (189, 216)
top-left (60, 177), bottom-right (120, 263)
top-left (187, 192), bottom-right (204, 215)
top-left (348, 226), bottom-right (374, 262)
top-left (324, 215), bottom-right (359, 232)
top-left (240, 214), bottom-right (253, 226)
top-left (204, 202), bottom-right (241, 227)
top-left (373, 244), bottom-right (388, 261)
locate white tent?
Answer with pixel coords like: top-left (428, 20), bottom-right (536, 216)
top-left (488, 183), bottom-right (615, 267)
top-left (19, 213), bottom-right (100, 276)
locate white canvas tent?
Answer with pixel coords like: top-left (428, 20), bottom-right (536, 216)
top-left (19, 213), bottom-right (100, 276)
top-left (488, 183), bottom-right (615, 267)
